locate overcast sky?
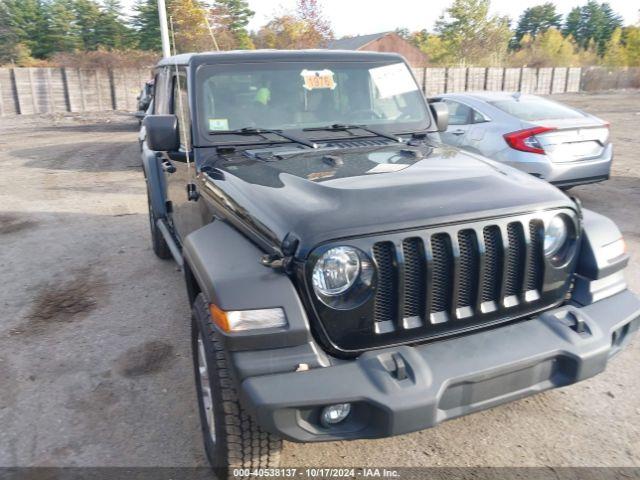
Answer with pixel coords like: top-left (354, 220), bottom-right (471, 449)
top-left (122, 0), bottom-right (639, 37)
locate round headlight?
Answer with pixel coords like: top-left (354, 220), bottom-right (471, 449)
top-left (312, 246), bottom-right (361, 296)
top-left (544, 214), bottom-right (569, 256)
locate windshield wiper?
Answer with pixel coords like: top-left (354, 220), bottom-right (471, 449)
top-left (209, 127), bottom-right (318, 149)
top-left (304, 124), bottom-right (402, 143)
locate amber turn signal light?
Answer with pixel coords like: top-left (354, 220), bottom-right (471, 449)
top-left (208, 304), bottom-right (287, 333)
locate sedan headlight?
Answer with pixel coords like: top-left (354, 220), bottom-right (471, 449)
top-left (311, 246), bottom-right (374, 309)
top-left (544, 214), bottom-right (569, 257)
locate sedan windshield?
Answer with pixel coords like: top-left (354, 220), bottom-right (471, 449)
top-left (196, 61), bottom-right (430, 138)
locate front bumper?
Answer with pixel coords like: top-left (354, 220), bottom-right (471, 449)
top-left (240, 289), bottom-right (640, 442)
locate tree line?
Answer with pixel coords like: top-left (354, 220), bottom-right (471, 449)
top-left (0, 0), bottom-right (638, 68)
top-left (401, 0), bottom-right (640, 67)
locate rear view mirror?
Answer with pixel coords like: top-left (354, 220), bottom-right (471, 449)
top-left (429, 102), bottom-right (449, 132)
top-left (144, 115), bottom-right (179, 152)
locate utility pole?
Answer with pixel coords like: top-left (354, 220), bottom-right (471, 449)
top-left (157, 0), bottom-right (171, 58)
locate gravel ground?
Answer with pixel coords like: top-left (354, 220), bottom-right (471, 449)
top-left (0, 92), bottom-right (639, 469)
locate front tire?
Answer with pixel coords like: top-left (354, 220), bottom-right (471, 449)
top-left (191, 294), bottom-right (282, 477)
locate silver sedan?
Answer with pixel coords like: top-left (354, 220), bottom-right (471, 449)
top-left (434, 92), bottom-right (612, 188)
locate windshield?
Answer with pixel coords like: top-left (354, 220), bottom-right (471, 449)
top-left (489, 97), bottom-right (585, 121)
top-left (195, 61), bottom-right (430, 138)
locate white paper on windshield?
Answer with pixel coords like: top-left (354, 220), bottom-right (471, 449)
top-left (369, 63), bottom-right (418, 99)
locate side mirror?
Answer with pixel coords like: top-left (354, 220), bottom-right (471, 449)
top-left (144, 115), bottom-right (179, 152)
top-left (429, 102), bottom-right (449, 132)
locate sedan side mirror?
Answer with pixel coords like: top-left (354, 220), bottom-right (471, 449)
top-left (429, 102), bottom-right (449, 132)
top-left (144, 115), bottom-right (179, 152)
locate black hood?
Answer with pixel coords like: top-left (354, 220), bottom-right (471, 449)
top-left (202, 143), bottom-right (574, 257)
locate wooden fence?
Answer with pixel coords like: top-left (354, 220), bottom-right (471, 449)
top-left (1, 65), bottom-right (637, 116)
top-left (412, 66), bottom-right (582, 96)
top-left (0, 67), bottom-right (151, 116)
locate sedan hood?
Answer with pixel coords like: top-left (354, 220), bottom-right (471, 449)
top-left (203, 143), bottom-right (574, 257)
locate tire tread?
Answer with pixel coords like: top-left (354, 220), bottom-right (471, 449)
top-left (193, 295), bottom-right (282, 475)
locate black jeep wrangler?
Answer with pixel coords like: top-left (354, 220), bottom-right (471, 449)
top-left (141, 50), bottom-right (639, 472)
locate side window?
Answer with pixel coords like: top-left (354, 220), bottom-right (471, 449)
top-left (154, 68), bottom-right (168, 114)
top-left (171, 72), bottom-right (191, 151)
top-left (149, 74), bottom-right (158, 114)
top-left (472, 109), bottom-right (488, 123)
top-left (444, 100), bottom-right (472, 125)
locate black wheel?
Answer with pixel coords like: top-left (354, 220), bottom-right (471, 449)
top-left (191, 294), bottom-right (282, 477)
top-left (145, 184), bottom-right (171, 259)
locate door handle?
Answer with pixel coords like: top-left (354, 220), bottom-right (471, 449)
top-left (451, 129), bottom-right (466, 136)
top-left (162, 160), bottom-right (176, 174)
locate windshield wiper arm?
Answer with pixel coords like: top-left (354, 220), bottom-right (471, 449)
top-left (210, 127), bottom-right (318, 149)
top-left (305, 124), bottom-right (402, 143)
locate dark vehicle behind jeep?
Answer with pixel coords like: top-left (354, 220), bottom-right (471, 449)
top-left (140, 50), bottom-right (640, 476)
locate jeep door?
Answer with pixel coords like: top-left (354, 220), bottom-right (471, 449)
top-left (164, 69), bottom-right (200, 241)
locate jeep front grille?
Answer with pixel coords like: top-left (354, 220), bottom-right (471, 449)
top-left (306, 210), bottom-right (578, 354)
top-left (371, 219), bottom-right (545, 332)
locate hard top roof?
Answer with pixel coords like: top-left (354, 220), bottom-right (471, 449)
top-left (156, 49), bottom-right (404, 67)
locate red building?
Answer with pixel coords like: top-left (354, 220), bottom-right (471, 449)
top-left (327, 32), bottom-right (428, 67)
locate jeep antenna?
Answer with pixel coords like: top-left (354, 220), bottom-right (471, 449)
top-left (202, 12), bottom-right (220, 51)
top-left (169, 16), bottom-right (191, 175)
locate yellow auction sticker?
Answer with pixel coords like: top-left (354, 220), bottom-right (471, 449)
top-left (300, 69), bottom-right (337, 90)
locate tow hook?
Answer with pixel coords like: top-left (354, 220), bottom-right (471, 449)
top-left (391, 353), bottom-right (408, 380)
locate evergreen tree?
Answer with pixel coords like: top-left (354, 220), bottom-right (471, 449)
top-left (563, 7), bottom-right (582, 42)
top-left (563, 1), bottom-right (623, 56)
top-left (0, 0), bottom-right (22, 61)
top-left (72, 0), bottom-right (103, 51)
top-left (0, 0), bottom-right (49, 59)
top-left (95, 0), bottom-right (135, 49)
top-left (512, 3), bottom-right (562, 48)
top-left (43, 0), bottom-right (81, 56)
top-left (211, 0), bottom-right (255, 49)
top-left (131, 0), bottom-right (161, 51)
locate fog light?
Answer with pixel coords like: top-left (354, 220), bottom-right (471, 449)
top-left (321, 403), bottom-right (351, 427)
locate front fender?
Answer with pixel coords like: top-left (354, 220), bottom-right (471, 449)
top-left (141, 143), bottom-right (167, 218)
top-left (182, 220), bottom-right (313, 351)
top-left (577, 209), bottom-right (629, 280)
top-left (572, 208), bottom-right (629, 305)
